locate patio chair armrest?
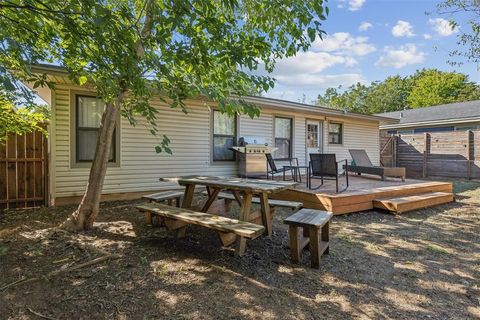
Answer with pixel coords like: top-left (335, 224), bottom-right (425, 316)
top-left (274, 157), bottom-right (299, 166)
top-left (334, 159), bottom-right (348, 171)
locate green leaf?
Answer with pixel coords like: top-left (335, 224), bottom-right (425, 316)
top-left (307, 28), bottom-right (316, 42)
top-left (78, 76), bottom-right (88, 85)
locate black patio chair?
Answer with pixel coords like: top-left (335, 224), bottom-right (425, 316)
top-left (308, 153), bottom-right (349, 192)
top-left (266, 153), bottom-right (297, 180)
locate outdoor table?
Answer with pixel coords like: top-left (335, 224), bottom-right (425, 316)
top-left (283, 165), bottom-right (309, 183)
top-left (160, 176), bottom-right (297, 243)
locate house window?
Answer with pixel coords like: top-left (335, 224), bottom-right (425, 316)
top-left (275, 117), bottom-right (292, 159)
top-left (75, 95), bottom-right (116, 162)
top-left (213, 110), bottom-right (236, 161)
top-left (328, 122), bottom-right (343, 144)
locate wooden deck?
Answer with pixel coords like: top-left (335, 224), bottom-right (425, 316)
top-left (271, 175), bottom-right (454, 215)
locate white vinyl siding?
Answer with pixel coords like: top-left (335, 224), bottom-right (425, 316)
top-left (294, 116), bottom-right (306, 166)
top-left (50, 84), bottom-right (381, 200)
top-left (239, 113), bottom-right (273, 145)
top-left (324, 118), bottom-right (380, 166)
top-left (52, 85), bottom-right (235, 198)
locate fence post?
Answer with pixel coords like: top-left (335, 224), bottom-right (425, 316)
top-left (422, 133), bottom-right (429, 178)
top-left (467, 130), bottom-right (473, 180)
top-left (393, 135), bottom-right (398, 167)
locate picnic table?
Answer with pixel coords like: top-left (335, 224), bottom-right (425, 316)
top-left (160, 176), bottom-right (297, 240)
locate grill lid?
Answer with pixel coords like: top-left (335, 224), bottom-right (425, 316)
top-left (239, 136), bottom-right (266, 146)
top-left (231, 146), bottom-right (277, 154)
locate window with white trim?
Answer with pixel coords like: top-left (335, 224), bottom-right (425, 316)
top-left (212, 110), bottom-right (236, 161)
top-left (328, 122), bottom-right (343, 144)
top-left (75, 95), bottom-right (116, 163)
top-left (274, 117), bottom-right (292, 159)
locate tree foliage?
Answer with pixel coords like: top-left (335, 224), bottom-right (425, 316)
top-left (1, 0), bottom-right (328, 151)
top-left (0, 0), bottom-right (329, 230)
top-left (317, 69), bottom-right (480, 114)
top-left (0, 93), bottom-right (47, 142)
top-left (407, 69), bottom-right (480, 107)
top-left (437, 0), bottom-right (480, 65)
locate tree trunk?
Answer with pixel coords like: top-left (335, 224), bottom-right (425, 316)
top-left (60, 0), bottom-right (154, 232)
top-left (60, 91), bottom-right (125, 231)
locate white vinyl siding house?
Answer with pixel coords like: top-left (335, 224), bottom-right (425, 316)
top-left (32, 66), bottom-right (394, 205)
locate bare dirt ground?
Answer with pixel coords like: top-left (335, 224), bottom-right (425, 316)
top-left (1, 179), bottom-right (479, 320)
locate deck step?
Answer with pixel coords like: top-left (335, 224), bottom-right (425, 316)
top-left (373, 192), bottom-right (454, 214)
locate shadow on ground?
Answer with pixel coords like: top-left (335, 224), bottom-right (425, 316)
top-left (0, 181), bottom-right (479, 319)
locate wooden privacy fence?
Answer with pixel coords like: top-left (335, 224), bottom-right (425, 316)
top-left (380, 133), bottom-right (397, 167)
top-left (0, 129), bottom-right (48, 209)
top-left (380, 130), bottom-right (480, 180)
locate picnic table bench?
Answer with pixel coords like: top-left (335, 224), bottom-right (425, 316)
top-left (142, 190), bottom-right (184, 206)
top-left (201, 190), bottom-right (303, 213)
top-left (136, 203), bottom-right (265, 255)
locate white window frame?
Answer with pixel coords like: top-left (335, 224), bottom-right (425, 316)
top-left (211, 109), bottom-right (238, 162)
top-left (70, 90), bottom-right (120, 168)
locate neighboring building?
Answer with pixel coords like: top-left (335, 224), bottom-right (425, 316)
top-left (29, 64), bottom-right (396, 205)
top-left (377, 100), bottom-right (480, 134)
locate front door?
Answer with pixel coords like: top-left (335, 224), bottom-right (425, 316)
top-left (306, 120), bottom-right (322, 164)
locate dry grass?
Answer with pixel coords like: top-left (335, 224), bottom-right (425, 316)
top-left (0, 179), bottom-right (479, 319)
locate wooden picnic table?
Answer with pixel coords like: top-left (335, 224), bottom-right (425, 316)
top-left (160, 176), bottom-right (297, 254)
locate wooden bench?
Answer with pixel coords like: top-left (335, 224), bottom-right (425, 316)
top-left (143, 190), bottom-right (184, 206)
top-left (201, 191), bottom-right (303, 213)
top-left (142, 191), bottom-right (184, 225)
top-left (284, 209), bottom-right (333, 268)
top-left (136, 203), bottom-right (265, 256)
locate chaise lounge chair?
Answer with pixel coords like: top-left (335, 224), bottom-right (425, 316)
top-left (345, 149), bottom-right (406, 181)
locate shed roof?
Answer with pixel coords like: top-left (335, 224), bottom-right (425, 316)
top-left (376, 100), bottom-right (480, 128)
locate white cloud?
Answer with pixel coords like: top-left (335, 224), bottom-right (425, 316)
top-left (272, 51), bottom-right (357, 75)
top-left (312, 32), bottom-right (376, 56)
top-left (274, 73), bottom-right (366, 89)
top-left (348, 0), bottom-right (366, 11)
top-left (423, 33), bottom-right (432, 40)
top-left (392, 20), bottom-right (415, 37)
top-left (337, 0), bottom-right (366, 11)
top-left (358, 22), bottom-right (373, 32)
top-left (375, 44), bottom-right (426, 69)
top-left (256, 31), bottom-right (373, 100)
top-left (429, 18), bottom-right (458, 37)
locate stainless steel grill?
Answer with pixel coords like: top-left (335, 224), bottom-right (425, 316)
top-left (231, 137), bottom-right (277, 178)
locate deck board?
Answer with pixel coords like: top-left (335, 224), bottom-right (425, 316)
top-left (272, 175), bottom-right (454, 215)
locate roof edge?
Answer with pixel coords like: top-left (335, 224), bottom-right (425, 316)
top-left (31, 63), bottom-right (70, 76)
top-left (240, 96), bottom-right (399, 123)
top-left (29, 63), bottom-right (398, 124)
top-left (380, 116), bottom-right (480, 129)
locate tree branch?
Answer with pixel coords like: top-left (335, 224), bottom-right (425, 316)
top-left (1, 1), bottom-right (78, 15)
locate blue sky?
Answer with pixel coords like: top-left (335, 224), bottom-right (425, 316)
top-left (264, 0), bottom-right (479, 104)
